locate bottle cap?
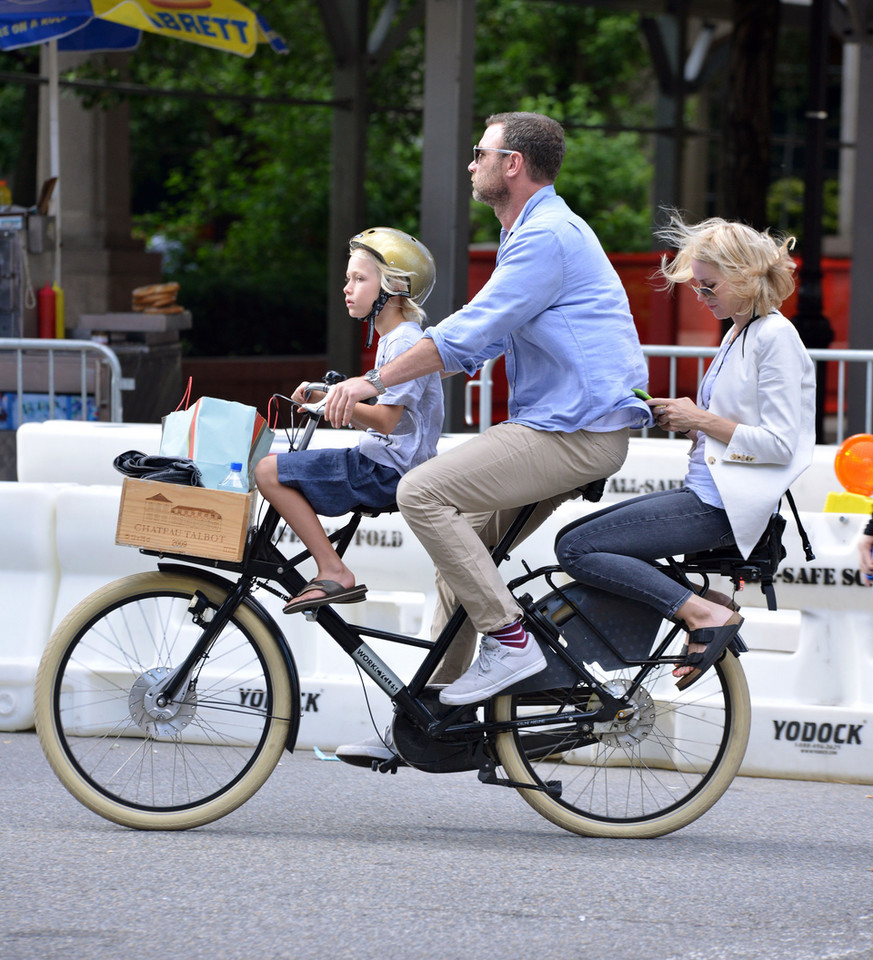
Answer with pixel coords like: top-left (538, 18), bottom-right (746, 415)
top-left (230, 462), bottom-right (243, 471)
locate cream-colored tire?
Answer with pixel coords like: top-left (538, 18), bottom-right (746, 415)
top-left (35, 571), bottom-right (293, 830)
top-left (492, 651), bottom-right (751, 838)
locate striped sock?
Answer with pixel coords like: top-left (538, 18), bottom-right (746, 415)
top-left (488, 620), bottom-right (527, 648)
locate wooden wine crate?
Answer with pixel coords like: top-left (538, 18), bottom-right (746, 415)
top-left (116, 477), bottom-right (254, 562)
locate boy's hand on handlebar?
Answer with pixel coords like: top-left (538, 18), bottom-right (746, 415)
top-left (324, 377), bottom-right (378, 427)
top-left (291, 381), bottom-right (325, 407)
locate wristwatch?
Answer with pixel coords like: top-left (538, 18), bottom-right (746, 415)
top-left (364, 368), bottom-right (387, 395)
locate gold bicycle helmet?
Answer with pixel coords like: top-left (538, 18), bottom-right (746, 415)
top-left (349, 227), bottom-right (436, 304)
top-left (348, 227), bottom-right (436, 348)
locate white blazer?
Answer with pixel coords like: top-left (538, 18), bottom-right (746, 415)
top-left (701, 311), bottom-right (816, 558)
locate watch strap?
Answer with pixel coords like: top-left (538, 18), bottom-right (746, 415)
top-left (364, 368), bottom-right (387, 395)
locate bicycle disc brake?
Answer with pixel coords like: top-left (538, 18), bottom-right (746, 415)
top-left (587, 679), bottom-right (655, 749)
top-left (128, 665), bottom-right (198, 737)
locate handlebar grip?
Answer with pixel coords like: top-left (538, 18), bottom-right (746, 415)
top-left (301, 390), bottom-right (378, 417)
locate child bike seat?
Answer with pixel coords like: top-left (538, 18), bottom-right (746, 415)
top-left (353, 502), bottom-right (399, 518)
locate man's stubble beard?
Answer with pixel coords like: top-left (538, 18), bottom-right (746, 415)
top-left (472, 179), bottom-right (510, 209)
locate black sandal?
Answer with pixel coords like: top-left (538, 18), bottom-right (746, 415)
top-left (675, 612), bottom-right (744, 690)
top-left (283, 579), bottom-right (368, 615)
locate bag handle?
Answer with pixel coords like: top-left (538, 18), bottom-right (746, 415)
top-left (175, 376), bottom-right (194, 412)
top-left (267, 392), bottom-right (302, 431)
top-left (268, 393), bottom-right (283, 431)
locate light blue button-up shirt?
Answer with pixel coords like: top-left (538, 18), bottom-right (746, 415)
top-left (426, 186), bottom-right (651, 432)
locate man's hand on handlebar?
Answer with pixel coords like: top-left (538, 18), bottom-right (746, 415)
top-left (324, 377), bottom-right (379, 428)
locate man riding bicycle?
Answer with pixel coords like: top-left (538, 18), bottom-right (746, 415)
top-left (327, 111), bottom-right (650, 729)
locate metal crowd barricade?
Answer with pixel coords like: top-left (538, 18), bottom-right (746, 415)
top-left (465, 347), bottom-right (873, 443)
top-left (0, 338), bottom-right (124, 425)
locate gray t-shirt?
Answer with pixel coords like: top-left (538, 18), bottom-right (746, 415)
top-left (357, 321), bottom-right (444, 476)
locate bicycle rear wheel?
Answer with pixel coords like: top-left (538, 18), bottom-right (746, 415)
top-left (35, 571), bottom-right (295, 830)
top-left (492, 648), bottom-right (750, 838)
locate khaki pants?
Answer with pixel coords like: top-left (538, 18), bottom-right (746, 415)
top-left (395, 422), bottom-right (629, 682)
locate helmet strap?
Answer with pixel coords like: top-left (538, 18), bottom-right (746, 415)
top-left (361, 290), bottom-right (394, 349)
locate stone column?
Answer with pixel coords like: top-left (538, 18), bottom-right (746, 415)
top-left (36, 48), bottom-right (161, 336)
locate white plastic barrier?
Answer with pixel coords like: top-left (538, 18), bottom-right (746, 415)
top-left (52, 485), bottom-right (158, 631)
top-left (0, 482), bottom-right (64, 729)
top-left (14, 422), bottom-right (843, 510)
top-left (10, 421), bottom-right (442, 742)
top-left (698, 511), bottom-right (873, 783)
top-left (3, 421), bottom-right (872, 784)
top-left (16, 421), bottom-right (163, 485)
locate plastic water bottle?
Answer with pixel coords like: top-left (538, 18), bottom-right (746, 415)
top-left (218, 462), bottom-right (245, 491)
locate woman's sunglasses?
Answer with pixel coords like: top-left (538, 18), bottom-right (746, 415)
top-left (690, 280), bottom-right (724, 299)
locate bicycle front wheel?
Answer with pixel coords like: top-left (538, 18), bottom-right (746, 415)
top-left (492, 649), bottom-right (750, 838)
top-left (35, 570), bottom-right (295, 830)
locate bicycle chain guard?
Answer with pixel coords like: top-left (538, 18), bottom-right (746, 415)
top-left (391, 689), bottom-right (482, 774)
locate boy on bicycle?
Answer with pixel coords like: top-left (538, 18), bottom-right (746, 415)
top-left (255, 228), bottom-right (444, 614)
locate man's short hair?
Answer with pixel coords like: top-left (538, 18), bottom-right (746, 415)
top-left (485, 112), bottom-right (566, 183)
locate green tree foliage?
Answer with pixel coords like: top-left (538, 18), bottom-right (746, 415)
top-left (123, 4), bottom-right (336, 354)
top-left (0, 48), bottom-right (39, 205)
top-left (125, 0), bottom-right (653, 355)
top-left (471, 1), bottom-right (654, 249)
top-left (767, 177), bottom-right (840, 244)
top-left (0, 60), bottom-right (27, 184)
top-left (2, 2), bottom-right (654, 354)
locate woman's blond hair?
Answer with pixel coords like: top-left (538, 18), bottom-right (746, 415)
top-left (656, 212), bottom-right (797, 317)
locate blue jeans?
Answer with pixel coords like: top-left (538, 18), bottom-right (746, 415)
top-left (554, 488), bottom-right (736, 619)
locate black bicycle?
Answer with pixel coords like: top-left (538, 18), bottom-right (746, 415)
top-left (34, 376), bottom-right (766, 837)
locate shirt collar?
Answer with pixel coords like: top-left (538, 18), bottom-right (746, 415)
top-left (500, 184), bottom-right (557, 243)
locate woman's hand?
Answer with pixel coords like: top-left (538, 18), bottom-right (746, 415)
top-left (648, 396), bottom-right (738, 444)
top-left (648, 396), bottom-right (698, 435)
top-left (858, 533), bottom-right (873, 585)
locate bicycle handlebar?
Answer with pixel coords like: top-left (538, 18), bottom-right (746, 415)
top-left (300, 379), bottom-right (377, 417)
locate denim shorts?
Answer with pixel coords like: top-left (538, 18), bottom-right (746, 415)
top-left (275, 446), bottom-right (401, 517)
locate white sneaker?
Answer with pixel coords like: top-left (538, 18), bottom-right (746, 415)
top-left (335, 726), bottom-right (406, 768)
top-left (439, 633), bottom-right (547, 706)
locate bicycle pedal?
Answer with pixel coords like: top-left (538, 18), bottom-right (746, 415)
top-left (373, 757), bottom-right (401, 775)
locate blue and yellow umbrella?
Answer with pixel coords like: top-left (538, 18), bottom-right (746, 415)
top-left (0, 0), bottom-right (287, 56)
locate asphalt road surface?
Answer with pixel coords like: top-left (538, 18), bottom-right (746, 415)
top-left (2, 732), bottom-right (871, 960)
